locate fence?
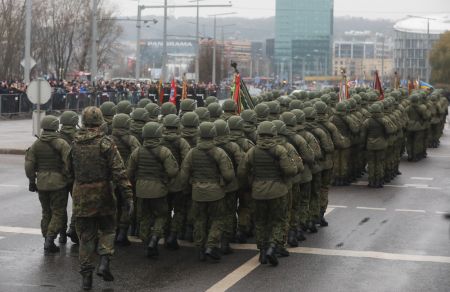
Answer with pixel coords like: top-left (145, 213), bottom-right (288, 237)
top-left (0, 88), bottom-right (231, 117)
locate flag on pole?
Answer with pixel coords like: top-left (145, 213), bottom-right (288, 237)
top-left (374, 70), bottom-right (384, 100)
top-left (419, 80), bottom-right (433, 89)
top-left (181, 74), bottom-right (188, 100)
top-left (158, 79), bottom-right (164, 105)
top-left (169, 78), bottom-right (177, 105)
top-left (233, 72), bottom-right (241, 113)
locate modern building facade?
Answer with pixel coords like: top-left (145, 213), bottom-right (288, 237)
top-left (393, 14), bottom-right (450, 82)
top-left (275, 0), bottom-right (334, 80)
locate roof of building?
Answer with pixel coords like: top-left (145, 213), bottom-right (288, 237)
top-left (394, 14), bottom-right (450, 35)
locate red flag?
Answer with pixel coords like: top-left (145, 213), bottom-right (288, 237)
top-left (169, 78), bottom-right (177, 105)
top-left (374, 70), bottom-right (384, 100)
top-left (233, 73), bottom-right (241, 113)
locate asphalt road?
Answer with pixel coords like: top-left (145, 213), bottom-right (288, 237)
top-left (0, 129), bottom-right (449, 291)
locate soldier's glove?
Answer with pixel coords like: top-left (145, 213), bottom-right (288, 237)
top-left (29, 181), bottom-right (38, 192)
top-left (126, 199), bottom-right (134, 218)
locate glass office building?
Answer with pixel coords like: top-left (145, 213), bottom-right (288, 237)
top-left (275, 0), bottom-right (334, 79)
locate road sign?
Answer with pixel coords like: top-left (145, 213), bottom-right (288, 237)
top-left (26, 79), bottom-right (52, 105)
top-left (20, 58), bottom-right (37, 69)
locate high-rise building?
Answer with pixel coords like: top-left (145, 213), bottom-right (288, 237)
top-left (275, 0), bottom-right (334, 80)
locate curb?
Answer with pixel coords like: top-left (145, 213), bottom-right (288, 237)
top-left (0, 149), bottom-right (26, 155)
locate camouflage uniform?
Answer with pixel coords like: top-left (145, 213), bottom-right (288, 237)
top-left (25, 116), bottom-right (71, 252)
top-left (180, 122), bottom-right (235, 261)
top-left (127, 122), bottom-right (179, 257)
top-left (70, 107), bottom-right (134, 289)
top-left (238, 121), bottom-right (297, 266)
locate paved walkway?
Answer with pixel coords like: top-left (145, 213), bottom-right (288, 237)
top-left (0, 119), bottom-right (35, 154)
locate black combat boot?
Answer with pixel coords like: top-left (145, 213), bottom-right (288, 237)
top-left (58, 230), bottom-right (67, 244)
top-left (319, 210), bottom-right (328, 227)
top-left (198, 247), bottom-right (206, 262)
top-left (296, 227), bottom-right (306, 242)
top-left (97, 255), bottom-right (114, 281)
top-left (287, 229), bottom-right (298, 247)
top-left (82, 272), bottom-right (93, 290)
top-left (147, 235), bottom-right (159, 257)
top-left (67, 227), bottom-right (79, 244)
top-left (205, 247), bottom-right (221, 261)
top-left (44, 236), bottom-right (60, 253)
top-left (184, 225), bottom-right (194, 242)
top-left (235, 229), bottom-right (248, 243)
top-left (307, 220), bottom-right (318, 233)
top-left (265, 244), bottom-right (278, 267)
top-left (165, 232), bottom-right (180, 250)
top-left (115, 228), bottom-right (131, 246)
top-left (259, 248), bottom-right (267, 264)
top-left (276, 246), bottom-right (290, 257)
top-left (220, 238), bottom-right (233, 255)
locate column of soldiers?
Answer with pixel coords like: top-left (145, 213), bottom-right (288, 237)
top-left (25, 87), bottom-right (448, 290)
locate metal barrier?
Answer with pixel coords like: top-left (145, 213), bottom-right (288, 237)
top-left (0, 93), bottom-right (32, 115)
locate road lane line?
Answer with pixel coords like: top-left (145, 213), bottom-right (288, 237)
top-left (0, 226), bottom-right (41, 235)
top-left (324, 207), bottom-right (335, 216)
top-left (328, 205), bottom-right (347, 208)
top-left (0, 236), bottom-right (4, 240)
top-left (383, 184), bottom-right (408, 188)
top-left (410, 177), bottom-right (434, 181)
top-left (395, 209), bottom-right (426, 213)
top-left (435, 211), bottom-right (448, 215)
top-left (205, 255), bottom-right (260, 292)
top-left (0, 184), bottom-right (20, 188)
top-left (288, 247), bottom-right (450, 264)
top-left (356, 207), bottom-right (386, 211)
top-left (404, 184), bottom-right (429, 188)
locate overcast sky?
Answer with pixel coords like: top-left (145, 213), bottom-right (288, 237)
top-left (109, 0), bottom-right (449, 20)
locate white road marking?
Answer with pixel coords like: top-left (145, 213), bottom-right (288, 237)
top-left (0, 226), bottom-right (41, 235)
top-left (328, 205), bottom-right (347, 208)
top-left (415, 186), bottom-right (442, 190)
top-left (205, 255), bottom-right (260, 292)
top-left (288, 247), bottom-right (450, 264)
top-left (324, 207), bottom-right (335, 216)
top-left (428, 154), bottom-right (450, 158)
top-left (356, 207), bottom-right (387, 211)
top-left (395, 209), bottom-right (426, 213)
top-left (410, 177), bottom-right (434, 181)
top-left (435, 211), bottom-right (448, 215)
top-left (404, 184), bottom-right (429, 188)
top-left (0, 236), bottom-right (5, 240)
top-left (0, 184), bottom-right (20, 188)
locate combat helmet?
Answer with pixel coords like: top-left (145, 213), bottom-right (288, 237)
top-left (82, 106), bottom-right (104, 127)
top-left (137, 98), bottom-right (152, 108)
top-left (205, 96), bottom-right (218, 106)
top-left (303, 107), bottom-right (317, 121)
top-left (314, 101), bottom-right (328, 115)
top-left (112, 113), bottom-right (131, 129)
top-left (257, 121), bottom-right (277, 136)
top-left (100, 101), bottom-right (116, 117)
top-left (163, 114), bottom-right (181, 129)
top-left (207, 103), bottom-right (223, 120)
top-left (194, 107), bottom-right (210, 122)
top-left (222, 99), bottom-right (237, 113)
top-left (289, 100), bottom-right (303, 110)
top-left (228, 115), bottom-right (244, 131)
top-left (280, 112), bottom-right (297, 127)
top-left (131, 108), bottom-right (150, 122)
top-left (60, 111), bottom-right (79, 126)
top-left (145, 103), bottom-right (161, 119)
top-left (291, 109), bottom-right (306, 128)
top-left (116, 100), bottom-right (133, 115)
top-left (199, 122), bottom-right (217, 138)
top-left (180, 99), bottom-right (197, 113)
top-left (369, 103), bottom-right (382, 114)
top-left (335, 102), bottom-right (347, 115)
top-left (142, 122), bottom-right (163, 138)
top-left (41, 115), bottom-right (59, 131)
top-left (214, 119), bottom-right (230, 137)
top-left (181, 112), bottom-right (200, 128)
top-left (240, 109), bottom-right (257, 125)
top-left (254, 103), bottom-right (270, 120)
top-left (409, 94), bottom-right (420, 104)
top-left (272, 120), bottom-right (287, 136)
top-left (161, 102), bottom-right (177, 116)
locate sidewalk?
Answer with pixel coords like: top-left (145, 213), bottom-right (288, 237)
top-left (0, 119), bottom-right (36, 154)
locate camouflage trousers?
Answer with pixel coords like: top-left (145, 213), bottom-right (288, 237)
top-left (406, 131), bottom-right (423, 160)
top-left (288, 183), bottom-right (301, 231)
top-left (115, 188), bottom-right (131, 230)
top-left (223, 192), bottom-right (237, 241)
top-left (320, 169), bottom-right (332, 214)
top-left (254, 196), bottom-right (288, 250)
top-left (139, 197), bottom-right (168, 242)
top-left (237, 189), bottom-right (253, 234)
top-left (309, 172), bottom-right (322, 222)
top-left (385, 145), bottom-right (395, 179)
top-left (430, 123), bottom-right (440, 146)
top-left (191, 198), bottom-right (226, 248)
top-left (167, 192), bottom-right (185, 234)
top-left (334, 148), bottom-right (350, 181)
top-left (298, 181), bottom-right (312, 227)
top-left (367, 150), bottom-right (385, 184)
top-left (38, 188), bottom-right (68, 238)
top-left (76, 215), bottom-right (115, 276)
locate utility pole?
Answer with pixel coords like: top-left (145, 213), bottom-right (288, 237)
top-left (381, 36), bottom-right (385, 83)
top-left (24, 0), bottom-right (32, 84)
top-left (162, 0), bottom-right (168, 82)
top-left (135, 4), bottom-right (142, 81)
top-left (91, 0), bottom-right (98, 86)
top-left (210, 13), bottom-right (235, 85)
